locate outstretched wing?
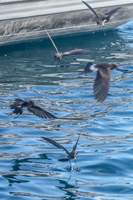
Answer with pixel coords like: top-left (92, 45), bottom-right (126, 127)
top-left (27, 105), bottom-right (56, 119)
top-left (62, 49), bottom-right (89, 57)
top-left (42, 137), bottom-right (69, 155)
top-left (82, 1), bottom-right (99, 19)
top-left (94, 67), bottom-right (110, 102)
top-left (73, 126), bottom-right (86, 152)
top-left (45, 29), bottom-right (59, 54)
top-left (105, 7), bottom-right (121, 17)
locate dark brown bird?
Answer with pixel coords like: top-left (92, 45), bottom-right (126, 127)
top-left (42, 127), bottom-right (86, 162)
top-left (82, 1), bottom-right (120, 27)
top-left (10, 98), bottom-right (56, 119)
top-left (84, 62), bottom-right (118, 102)
top-left (45, 29), bottom-right (89, 60)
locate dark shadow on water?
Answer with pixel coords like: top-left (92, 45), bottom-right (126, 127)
top-left (57, 179), bottom-right (77, 199)
top-left (3, 174), bottom-right (29, 186)
top-left (0, 29), bottom-right (125, 56)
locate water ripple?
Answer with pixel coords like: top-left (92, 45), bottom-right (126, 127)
top-left (0, 20), bottom-right (133, 200)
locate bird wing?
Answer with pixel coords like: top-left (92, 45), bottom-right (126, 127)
top-left (10, 98), bottom-right (24, 108)
top-left (105, 7), bottom-right (121, 17)
top-left (27, 105), bottom-right (56, 119)
top-left (72, 126), bottom-right (86, 152)
top-left (72, 135), bottom-right (80, 152)
top-left (45, 29), bottom-right (59, 54)
top-left (82, 1), bottom-right (99, 19)
top-left (42, 137), bottom-right (69, 155)
top-left (94, 67), bottom-right (110, 102)
top-left (58, 158), bottom-right (69, 162)
top-left (62, 49), bottom-right (89, 57)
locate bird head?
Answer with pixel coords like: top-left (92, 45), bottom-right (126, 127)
top-left (54, 52), bottom-right (63, 60)
top-left (110, 63), bottom-right (118, 70)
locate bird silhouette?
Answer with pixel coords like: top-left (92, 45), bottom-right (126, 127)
top-left (45, 29), bottom-right (89, 61)
top-left (84, 62), bottom-right (118, 102)
top-left (42, 127), bottom-right (86, 162)
top-left (10, 98), bottom-right (56, 119)
top-left (82, 1), bottom-right (120, 27)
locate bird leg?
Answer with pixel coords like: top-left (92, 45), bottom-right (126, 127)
top-left (104, 30), bottom-right (106, 36)
top-left (51, 58), bottom-right (55, 65)
top-left (75, 159), bottom-right (81, 172)
top-left (54, 60), bottom-right (60, 71)
top-left (8, 111), bottom-right (20, 119)
top-left (100, 25), bottom-right (106, 36)
top-left (69, 160), bottom-right (74, 172)
top-left (102, 27), bottom-right (106, 36)
top-left (14, 114), bottom-right (20, 119)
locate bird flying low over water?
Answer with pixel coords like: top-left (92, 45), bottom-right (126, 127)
top-left (42, 127), bottom-right (86, 162)
top-left (82, 1), bottom-right (121, 27)
top-left (10, 98), bottom-right (56, 119)
top-left (45, 29), bottom-right (89, 60)
top-left (84, 62), bottom-right (118, 102)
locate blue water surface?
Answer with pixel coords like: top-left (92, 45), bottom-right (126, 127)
top-left (0, 18), bottom-right (133, 200)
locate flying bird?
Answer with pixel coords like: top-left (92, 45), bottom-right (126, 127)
top-left (42, 127), bottom-right (86, 162)
top-left (45, 29), bottom-right (89, 61)
top-left (84, 62), bottom-right (118, 102)
top-left (10, 98), bottom-right (56, 119)
top-left (82, 1), bottom-right (120, 27)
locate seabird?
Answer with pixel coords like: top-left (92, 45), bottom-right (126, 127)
top-left (42, 127), bottom-right (86, 162)
top-left (82, 1), bottom-right (120, 27)
top-left (10, 98), bottom-right (56, 119)
top-left (45, 29), bottom-right (89, 61)
top-left (84, 62), bottom-right (118, 102)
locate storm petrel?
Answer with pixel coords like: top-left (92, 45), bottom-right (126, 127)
top-left (45, 29), bottom-right (89, 60)
top-left (84, 62), bottom-right (118, 102)
top-left (82, 1), bottom-right (120, 27)
top-left (10, 98), bottom-right (56, 119)
top-left (42, 127), bottom-right (86, 162)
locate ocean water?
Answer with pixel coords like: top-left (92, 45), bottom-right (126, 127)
top-left (0, 19), bottom-right (133, 200)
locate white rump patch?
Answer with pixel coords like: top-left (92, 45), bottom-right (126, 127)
top-left (90, 64), bottom-right (98, 72)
